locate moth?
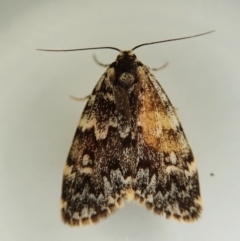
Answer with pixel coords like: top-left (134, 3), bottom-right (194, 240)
top-left (38, 31), bottom-right (213, 226)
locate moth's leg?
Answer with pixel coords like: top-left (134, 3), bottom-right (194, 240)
top-left (70, 95), bottom-right (90, 101)
top-left (150, 62), bottom-right (169, 71)
top-left (69, 54), bottom-right (109, 102)
top-left (93, 54), bottom-right (109, 68)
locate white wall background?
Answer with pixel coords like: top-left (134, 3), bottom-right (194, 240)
top-left (1, 1), bottom-right (240, 241)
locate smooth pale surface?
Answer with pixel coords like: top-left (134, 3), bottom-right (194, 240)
top-left (1, 1), bottom-right (239, 241)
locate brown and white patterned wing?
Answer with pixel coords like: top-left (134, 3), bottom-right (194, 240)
top-left (61, 68), bottom-right (133, 226)
top-left (132, 66), bottom-right (202, 221)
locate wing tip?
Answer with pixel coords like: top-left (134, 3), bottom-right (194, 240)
top-left (60, 197), bottom-right (125, 226)
top-left (134, 193), bottom-right (202, 222)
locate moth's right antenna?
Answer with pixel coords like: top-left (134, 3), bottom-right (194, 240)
top-left (132, 30), bottom-right (215, 50)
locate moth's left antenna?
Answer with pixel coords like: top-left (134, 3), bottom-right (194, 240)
top-left (36, 46), bottom-right (120, 52)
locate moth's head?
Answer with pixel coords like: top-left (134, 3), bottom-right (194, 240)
top-left (114, 51), bottom-right (139, 87)
top-left (117, 50), bottom-right (137, 60)
top-left (115, 51), bottom-right (137, 70)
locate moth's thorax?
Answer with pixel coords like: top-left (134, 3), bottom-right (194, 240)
top-left (114, 50), bottom-right (138, 87)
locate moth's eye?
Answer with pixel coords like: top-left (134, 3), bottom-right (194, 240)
top-left (119, 72), bottom-right (135, 86)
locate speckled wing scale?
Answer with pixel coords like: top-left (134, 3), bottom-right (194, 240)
top-left (61, 50), bottom-right (202, 226)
